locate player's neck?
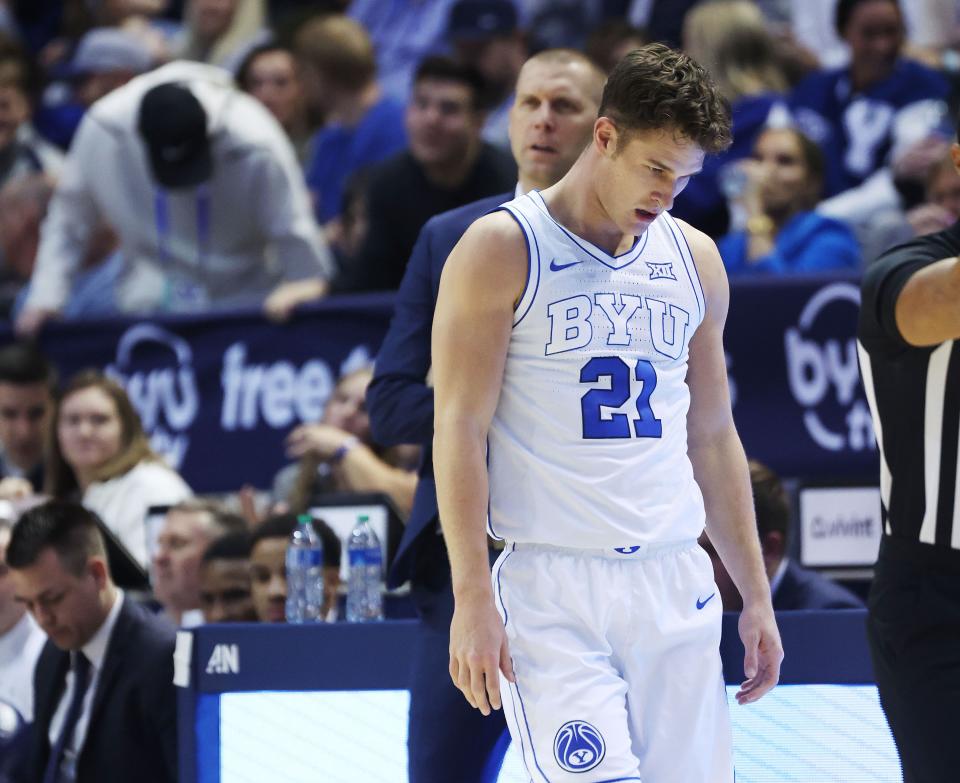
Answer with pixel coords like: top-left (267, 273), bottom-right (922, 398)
top-left (544, 161), bottom-right (636, 256)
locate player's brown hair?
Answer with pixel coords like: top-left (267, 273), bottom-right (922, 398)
top-left (598, 43), bottom-right (732, 154)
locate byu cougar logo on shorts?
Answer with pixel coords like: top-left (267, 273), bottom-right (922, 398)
top-left (554, 720), bottom-right (605, 773)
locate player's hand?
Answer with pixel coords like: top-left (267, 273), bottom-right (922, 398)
top-left (736, 600), bottom-right (782, 705)
top-left (449, 593), bottom-right (515, 716)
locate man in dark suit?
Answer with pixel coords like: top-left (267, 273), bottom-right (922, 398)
top-left (367, 49), bottom-right (606, 783)
top-left (6, 501), bottom-right (176, 783)
top-left (699, 460), bottom-right (865, 611)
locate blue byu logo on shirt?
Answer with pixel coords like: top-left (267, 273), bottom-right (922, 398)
top-left (554, 720), bottom-right (606, 773)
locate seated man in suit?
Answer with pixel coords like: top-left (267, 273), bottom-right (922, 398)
top-left (700, 460), bottom-right (865, 611)
top-left (6, 501), bottom-right (176, 783)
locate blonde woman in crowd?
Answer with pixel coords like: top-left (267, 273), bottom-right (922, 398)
top-left (46, 370), bottom-right (192, 566)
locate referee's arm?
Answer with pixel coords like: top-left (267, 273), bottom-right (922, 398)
top-left (893, 252), bottom-right (960, 347)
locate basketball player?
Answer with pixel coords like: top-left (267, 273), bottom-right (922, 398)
top-left (432, 44), bottom-right (783, 781)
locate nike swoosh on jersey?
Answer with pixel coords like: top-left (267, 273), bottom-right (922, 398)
top-left (696, 593), bottom-right (716, 610)
top-left (549, 259), bottom-right (583, 272)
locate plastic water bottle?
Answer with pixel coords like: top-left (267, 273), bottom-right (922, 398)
top-left (346, 515), bottom-right (384, 622)
top-left (285, 514), bottom-right (325, 623)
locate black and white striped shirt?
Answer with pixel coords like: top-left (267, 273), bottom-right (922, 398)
top-left (858, 221), bottom-right (960, 565)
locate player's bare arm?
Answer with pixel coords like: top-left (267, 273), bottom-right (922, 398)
top-left (680, 219), bottom-right (783, 705)
top-left (893, 253), bottom-right (960, 346)
top-left (432, 211), bottom-right (527, 716)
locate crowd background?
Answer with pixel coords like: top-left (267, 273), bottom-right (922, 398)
top-left (0, 0), bottom-right (954, 322)
top-left (0, 0), bottom-right (958, 779)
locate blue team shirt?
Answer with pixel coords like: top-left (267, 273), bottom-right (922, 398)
top-left (718, 211), bottom-right (861, 276)
top-left (306, 96), bottom-right (408, 223)
top-left (789, 59), bottom-right (949, 197)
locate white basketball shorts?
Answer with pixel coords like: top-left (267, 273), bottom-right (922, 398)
top-left (492, 539), bottom-right (733, 782)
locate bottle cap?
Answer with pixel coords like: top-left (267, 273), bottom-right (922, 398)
top-left (359, 514), bottom-right (369, 523)
top-left (297, 514), bottom-right (312, 525)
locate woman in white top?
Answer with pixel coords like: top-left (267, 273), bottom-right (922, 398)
top-left (46, 370), bottom-right (192, 566)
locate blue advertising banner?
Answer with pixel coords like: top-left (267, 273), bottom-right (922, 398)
top-left (25, 294), bottom-right (394, 493)
top-left (2, 277), bottom-right (877, 493)
top-left (726, 275), bottom-right (877, 480)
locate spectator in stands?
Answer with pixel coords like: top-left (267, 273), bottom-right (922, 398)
top-left (152, 499), bottom-right (247, 627)
top-left (275, 366), bottom-right (418, 518)
top-left (717, 126), bottom-right (861, 274)
top-left (178, 0), bottom-right (268, 72)
top-left (0, 41), bottom-right (61, 187)
top-left (906, 147), bottom-right (960, 237)
top-left (699, 460), bottom-right (864, 611)
top-left (338, 56), bottom-right (516, 291)
top-left (249, 513), bottom-right (341, 622)
top-left (584, 19), bottom-right (649, 75)
top-left (6, 501), bottom-right (176, 783)
top-left (789, 0), bottom-right (950, 200)
top-left (0, 342), bottom-right (55, 499)
top-left (296, 14), bottom-right (407, 226)
top-left (16, 61), bottom-right (334, 335)
top-left (198, 531), bottom-right (257, 623)
top-left (448, 0), bottom-right (527, 149)
top-left (0, 517), bottom-right (46, 722)
top-left (33, 26), bottom-right (156, 150)
top-left (46, 370), bottom-right (192, 568)
top-left (236, 42), bottom-right (316, 166)
top-left (0, 175), bottom-right (122, 320)
top-left (677, 0), bottom-right (791, 238)
top-left (70, 27), bottom-right (153, 108)
top-left (70, 26), bottom-right (154, 109)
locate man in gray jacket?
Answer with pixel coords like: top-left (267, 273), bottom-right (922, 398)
top-left (16, 60), bottom-right (333, 335)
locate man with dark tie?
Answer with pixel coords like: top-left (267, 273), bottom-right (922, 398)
top-left (6, 501), bottom-right (177, 783)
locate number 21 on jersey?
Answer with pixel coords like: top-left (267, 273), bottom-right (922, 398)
top-left (579, 356), bottom-right (661, 440)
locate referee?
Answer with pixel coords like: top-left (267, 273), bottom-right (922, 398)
top-left (858, 118), bottom-right (960, 783)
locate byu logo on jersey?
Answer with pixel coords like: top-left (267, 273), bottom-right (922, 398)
top-left (646, 261), bottom-right (676, 281)
top-left (554, 720), bottom-right (605, 773)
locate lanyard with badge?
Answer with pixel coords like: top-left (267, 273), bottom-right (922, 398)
top-left (153, 184), bottom-right (211, 310)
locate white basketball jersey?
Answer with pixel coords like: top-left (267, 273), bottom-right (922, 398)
top-left (487, 190), bottom-right (707, 547)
